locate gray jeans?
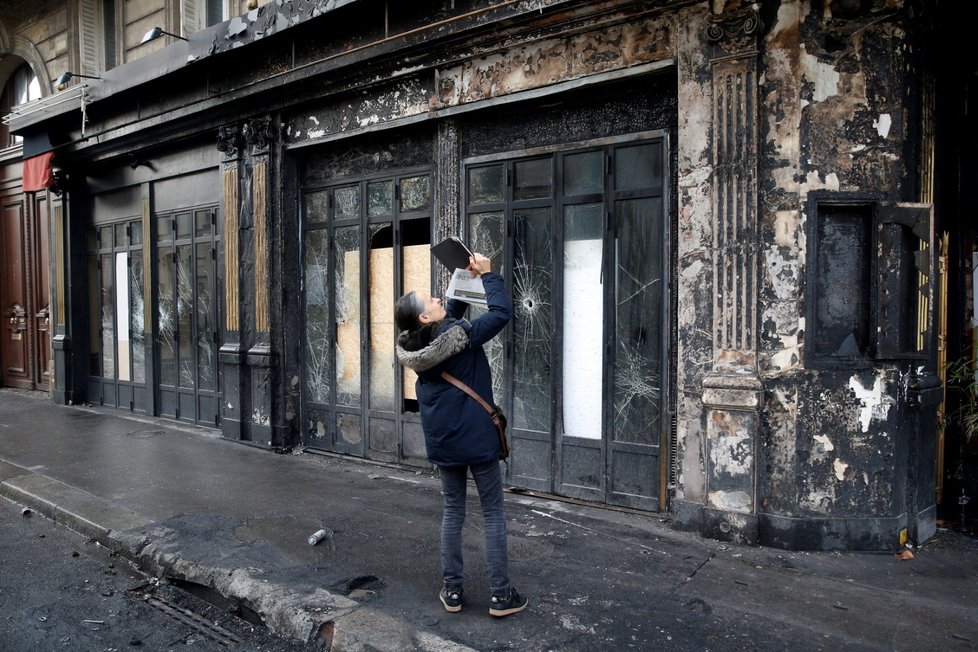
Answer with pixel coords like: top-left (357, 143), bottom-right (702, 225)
top-left (439, 461), bottom-right (510, 597)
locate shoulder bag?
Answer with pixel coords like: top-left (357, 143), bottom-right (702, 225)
top-left (440, 371), bottom-right (509, 460)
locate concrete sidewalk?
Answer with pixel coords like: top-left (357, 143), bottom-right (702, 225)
top-left (1, 388), bottom-right (977, 651)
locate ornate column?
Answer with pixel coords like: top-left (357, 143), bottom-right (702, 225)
top-left (700, 3), bottom-right (764, 543)
top-left (218, 125), bottom-right (249, 440)
top-left (243, 117), bottom-right (278, 446)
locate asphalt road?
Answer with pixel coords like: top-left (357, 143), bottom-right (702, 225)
top-left (0, 496), bottom-right (313, 652)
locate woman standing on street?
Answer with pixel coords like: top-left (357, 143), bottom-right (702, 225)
top-left (394, 252), bottom-right (527, 618)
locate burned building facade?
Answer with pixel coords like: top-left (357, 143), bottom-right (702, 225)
top-left (3, 0), bottom-right (973, 550)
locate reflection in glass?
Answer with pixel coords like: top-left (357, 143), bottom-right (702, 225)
top-left (468, 165), bottom-right (504, 205)
top-left (176, 212), bottom-right (193, 239)
top-left (614, 144), bottom-right (661, 191)
top-left (157, 216), bottom-right (173, 242)
top-left (306, 191), bottom-right (329, 223)
top-left (101, 255), bottom-right (115, 380)
top-left (563, 204), bottom-right (603, 439)
top-left (367, 181), bottom-right (393, 216)
top-left (514, 158), bottom-right (552, 200)
top-left (196, 243), bottom-right (215, 391)
top-left (177, 244), bottom-right (194, 387)
top-left (400, 176), bottom-right (430, 212)
top-left (564, 151), bottom-right (604, 196)
top-left (130, 220), bottom-right (143, 245)
top-left (304, 229), bottom-right (331, 404)
top-left (195, 209), bottom-right (212, 237)
top-left (334, 226), bottom-right (361, 406)
top-left (131, 256), bottom-right (145, 384)
top-left (87, 255), bottom-right (101, 375)
top-left (614, 198), bottom-right (662, 445)
top-left (159, 250), bottom-right (176, 385)
top-left (115, 252), bottom-right (131, 381)
top-left (369, 224), bottom-right (395, 412)
top-left (512, 208), bottom-right (552, 432)
top-left (335, 186), bottom-right (360, 220)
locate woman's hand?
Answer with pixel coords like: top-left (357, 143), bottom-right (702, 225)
top-left (468, 253), bottom-right (491, 277)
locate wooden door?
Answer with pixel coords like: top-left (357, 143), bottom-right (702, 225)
top-left (1, 196), bottom-right (30, 388)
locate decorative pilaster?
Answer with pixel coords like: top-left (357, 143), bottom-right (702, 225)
top-left (244, 117), bottom-right (279, 447)
top-left (434, 119), bottom-right (460, 292)
top-left (700, 3), bottom-right (764, 544)
top-left (217, 124), bottom-right (249, 440)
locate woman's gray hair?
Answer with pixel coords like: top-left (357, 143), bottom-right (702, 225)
top-left (395, 291), bottom-right (426, 333)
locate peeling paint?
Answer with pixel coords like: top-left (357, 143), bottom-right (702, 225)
top-left (847, 375), bottom-right (893, 433)
top-left (873, 113), bottom-right (891, 138)
top-left (833, 458), bottom-right (848, 481)
top-left (708, 490), bottom-right (752, 512)
top-left (814, 434), bottom-right (834, 453)
top-left (799, 46), bottom-right (840, 103)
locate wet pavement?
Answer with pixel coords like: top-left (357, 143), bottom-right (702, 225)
top-left (1, 388), bottom-right (977, 651)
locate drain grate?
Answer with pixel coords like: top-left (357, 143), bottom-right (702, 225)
top-left (141, 593), bottom-right (244, 647)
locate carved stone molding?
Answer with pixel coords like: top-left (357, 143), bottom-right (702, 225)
top-left (706, 7), bottom-right (762, 50)
top-left (217, 125), bottom-right (242, 158)
top-left (243, 118), bottom-right (276, 153)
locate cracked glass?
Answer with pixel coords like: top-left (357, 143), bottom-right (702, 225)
top-left (368, 180), bottom-right (393, 217)
top-left (335, 186), bottom-right (360, 220)
top-left (130, 253), bottom-right (145, 384)
top-left (399, 176), bottom-right (430, 212)
top-left (195, 242), bottom-right (215, 392)
top-left (468, 211), bottom-right (505, 400)
top-left (304, 228), bottom-right (331, 404)
top-left (613, 198), bottom-right (662, 444)
top-left (100, 254), bottom-right (114, 379)
top-left (512, 207), bottom-right (553, 432)
top-left (176, 244), bottom-right (194, 387)
top-left (159, 249), bottom-right (175, 386)
top-left (334, 226), bottom-right (362, 407)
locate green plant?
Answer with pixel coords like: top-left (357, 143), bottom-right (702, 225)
top-left (945, 355), bottom-right (978, 443)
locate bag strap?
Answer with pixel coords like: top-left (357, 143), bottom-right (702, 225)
top-left (440, 371), bottom-right (496, 416)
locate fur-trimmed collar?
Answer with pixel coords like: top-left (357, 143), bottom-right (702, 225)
top-left (396, 321), bottom-right (469, 372)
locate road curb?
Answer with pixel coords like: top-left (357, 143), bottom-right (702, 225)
top-left (0, 462), bottom-right (474, 650)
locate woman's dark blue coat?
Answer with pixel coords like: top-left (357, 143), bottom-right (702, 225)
top-left (395, 272), bottom-right (511, 467)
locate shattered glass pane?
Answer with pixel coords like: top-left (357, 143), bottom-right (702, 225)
top-left (368, 180), bottom-right (393, 217)
top-left (115, 252), bottom-right (130, 382)
top-left (369, 224), bottom-right (395, 412)
top-left (562, 204), bottom-right (603, 439)
top-left (613, 198), bottom-right (662, 445)
top-left (334, 186), bottom-right (360, 220)
top-left (196, 243), bottom-right (215, 392)
top-left (614, 144), bottom-right (661, 191)
top-left (468, 165), bottom-right (504, 205)
top-left (177, 244), bottom-right (194, 387)
top-left (334, 226), bottom-right (362, 406)
top-left (563, 151), bottom-right (604, 196)
top-left (130, 255), bottom-right (145, 384)
top-left (468, 211), bottom-right (505, 400)
top-left (469, 211), bottom-right (505, 277)
top-left (306, 190), bottom-right (329, 223)
top-left (159, 249), bottom-right (176, 385)
top-left (304, 228), bottom-right (331, 404)
top-left (101, 255), bottom-right (114, 380)
top-left (514, 158), bottom-right (552, 200)
top-left (512, 207), bottom-right (553, 432)
top-left (399, 175), bottom-right (430, 212)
